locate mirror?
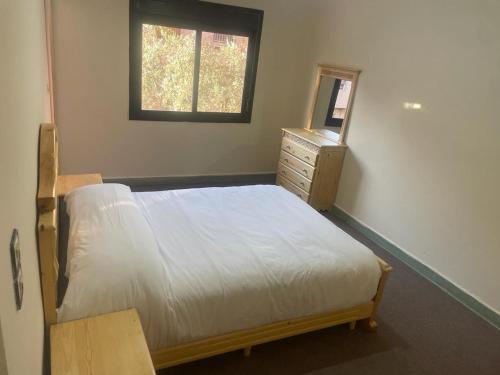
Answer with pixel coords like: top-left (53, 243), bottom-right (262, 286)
top-left (307, 65), bottom-right (360, 144)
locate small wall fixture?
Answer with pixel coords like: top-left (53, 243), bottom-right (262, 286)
top-left (10, 229), bottom-right (23, 310)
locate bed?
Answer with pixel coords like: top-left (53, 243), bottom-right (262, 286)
top-left (37, 124), bottom-right (392, 370)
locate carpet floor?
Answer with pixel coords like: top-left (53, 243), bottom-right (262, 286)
top-left (158, 211), bottom-right (500, 375)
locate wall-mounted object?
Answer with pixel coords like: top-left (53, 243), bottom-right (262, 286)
top-left (307, 64), bottom-right (361, 144)
top-left (10, 229), bottom-right (23, 310)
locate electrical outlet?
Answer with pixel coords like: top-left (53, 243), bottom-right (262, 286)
top-left (9, 229), bottom-right (23, 310)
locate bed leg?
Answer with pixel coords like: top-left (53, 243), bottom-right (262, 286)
top-left (361, 318), bottom-right (378, 332)
top-left (243, 346), bottom-right (252, 357)
top-left (360, 258), bottom-right (391, 333)
top-left (349, 321), bottom-right (357, 330)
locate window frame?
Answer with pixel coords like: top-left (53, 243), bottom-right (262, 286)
top-left (129, 0), bottom-right (264, 123)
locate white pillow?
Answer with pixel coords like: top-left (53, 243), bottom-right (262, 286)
top-left (64, 183), bottom-right (136, 275)
top-left (59, 184), bottom-right (169, 348)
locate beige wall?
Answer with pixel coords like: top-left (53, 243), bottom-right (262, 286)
top-left (308, 0), bottom-right (500, 313)
top-left (0, 0), bottom-right (51, 374)
top-left (0, 321), bottom-right (7, 375)
top-left (53, 0), bottom-right (500, 315)
top-left (53, 0), bottom-right (316, 178)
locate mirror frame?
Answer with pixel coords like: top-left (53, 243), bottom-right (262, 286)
top-left (306, 64), bottom-right (361, 144)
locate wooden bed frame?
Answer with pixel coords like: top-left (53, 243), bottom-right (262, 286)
top-left (37, 123), bottom-right (392, 370)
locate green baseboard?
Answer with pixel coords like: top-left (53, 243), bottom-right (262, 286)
top-left (332, 206), bottom-right (500, 330)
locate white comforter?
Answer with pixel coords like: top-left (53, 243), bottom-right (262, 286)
top-left (59, 184), bottom-right (381, 350)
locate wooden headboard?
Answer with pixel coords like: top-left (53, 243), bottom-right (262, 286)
top-left (37, 123), bottom-right (103, 328)
top-left (37, 123), bottom-right (59, 327)
top-left (37, 124), bottom-right (102, 327)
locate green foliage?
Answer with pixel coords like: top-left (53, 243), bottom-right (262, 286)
top-left (142, 25), bottom-right (195, 111)
top-left (141, 25), bottom-right (248, 113)
top-left (198, 36), bottom-right (248, 113)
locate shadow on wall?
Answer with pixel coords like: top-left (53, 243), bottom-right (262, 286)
top-left (338, 149), bottom-right (363, 211)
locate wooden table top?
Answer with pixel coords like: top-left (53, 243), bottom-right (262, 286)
top-left (51, 309), bottom-right (155, 375)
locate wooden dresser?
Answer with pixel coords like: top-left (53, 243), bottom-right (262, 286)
top-left (276, 128), bottom-right (347, 211)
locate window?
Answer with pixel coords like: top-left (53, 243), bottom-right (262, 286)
top-left (129, 0), bottom-right (264, 123)
top-left (324, 79), bottom-right (353, 127)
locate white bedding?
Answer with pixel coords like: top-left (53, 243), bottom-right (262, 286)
top-left (59, 184), bottom-right (381, 350)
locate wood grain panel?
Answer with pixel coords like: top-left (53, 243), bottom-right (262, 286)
top-left (279, 150), bottom-right (315, 179)
top-left (277, 162), bottom-right (312, 192)
top-left (37, 123), bottom-right (59, 327)
top-left (281, 137), bottom-right (318, 166)
top-left (309, 149), bottom-right (346, 210)
top-left (57, 174), bottom-right (103, 196)
top-left (37, 124), bottom-right (103, 329)
top-left (276, 175), bottom-right (310, 202)
top-left (151, 302), bottom-right (374, 369)
top-left (51, 309), bottom-right (155, 375)
top-left (37, 123), bottom-right (58, 213)
top-left (38, 209), bottom-right (58, 327)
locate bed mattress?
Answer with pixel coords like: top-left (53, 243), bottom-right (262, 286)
top-left (58, 184), bottom-right (381, 350)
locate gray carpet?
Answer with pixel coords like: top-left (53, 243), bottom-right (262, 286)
top-left (157, 210), bottom-right (500, 375)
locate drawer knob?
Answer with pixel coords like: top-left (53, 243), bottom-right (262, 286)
top-left (304, 155), bottom-right (310, 160)
top-left (284, 159), bottom-right (289, 163)
top-left (286, 145), bottom-right (291, 149)
top-left (300, 182), bottom-right (305, 186)
top-left (281, 170), bottom-right (286, 175)
top-left (303, 169), bottom-right (308, 174)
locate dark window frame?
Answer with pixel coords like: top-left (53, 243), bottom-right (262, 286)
top-left (129, 0), bottom-right (264, 123)
top-left (324, 78), bottom-right (343, 127)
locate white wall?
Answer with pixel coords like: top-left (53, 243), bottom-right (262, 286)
top-left (0, 0), bottom-right (50, 374)
top-left (53, 0), bottom-right (500, 315)
top-left (53, 0), bottom-right (316, 178)
top-left (308, 0), bottom-right (500, 313)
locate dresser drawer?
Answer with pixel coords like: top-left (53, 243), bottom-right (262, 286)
top-left (279, 150), bottom-right (315, 179)
top-left (277, 176), bottom-right (310, 203)
top-left (277, 162), bottom-right (312, 192)
top-left (281, 137), bottom-right (318, 166)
